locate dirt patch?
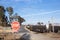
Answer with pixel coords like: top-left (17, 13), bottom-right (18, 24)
top-left (46, 32), bottom-right (60, 38)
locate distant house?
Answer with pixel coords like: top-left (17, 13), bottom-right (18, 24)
top-left (49, 23), bottom-right (60, 33)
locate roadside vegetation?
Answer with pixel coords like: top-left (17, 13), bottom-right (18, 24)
top-left (0, 6), bottom-right (25, 27)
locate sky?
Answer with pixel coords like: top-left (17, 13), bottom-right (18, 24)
top-left (0, 0), bottom-right (60, 25)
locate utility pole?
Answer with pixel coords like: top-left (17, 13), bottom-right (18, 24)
top-left (51, 16), bottom-right (54, 32)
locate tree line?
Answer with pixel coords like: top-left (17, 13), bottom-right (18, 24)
top-left (0, 6), bottom-right (25, 27)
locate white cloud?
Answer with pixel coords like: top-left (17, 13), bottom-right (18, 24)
top-left (11, 0), bottom-right (31, 2)
top-left (22, 10), bottom-right (60, 17)
top-left (14, 0), bottom-right (30, 2)
top-left (0, 0), bottom-right (10, 4)
top-left (11, 0), bottom-right (42, 3)
top-left (22, 9), bottom-right (60, 25)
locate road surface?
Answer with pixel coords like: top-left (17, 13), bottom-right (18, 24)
top-left (18, 25), bottom-right (60, 40)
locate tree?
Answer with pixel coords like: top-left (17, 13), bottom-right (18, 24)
top-left (0, 6), bottom-right (5, 20)
top-left (0, 6), bottom-right (6, 26)
top-left (6, 7), bottom-right (25, 25)
top-left (6, 7), bottom-right (13, 23)
top-left (2, 15), bottom-right (8, 26)
top-left (18, 16), bottom-right (25, 25)
top-left (0, 6), bottom-right (8, 27)
top-left (37, 22), bottom-right (43, 25)
top-left (6, 7), bottom-right (13, 16)
top-left (37, 22), bottom-right (40, 25)
top-left (14, 13), bottom-right (25, 25)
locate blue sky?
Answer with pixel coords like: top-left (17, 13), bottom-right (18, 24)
top-left (0, 0), bottom-right (60, 24)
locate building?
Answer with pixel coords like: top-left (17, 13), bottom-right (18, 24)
top-left (49, 23), bottom-right (60, 33)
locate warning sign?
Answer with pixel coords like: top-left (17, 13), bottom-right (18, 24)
top-left (11, 21), bottom-right (20, 32)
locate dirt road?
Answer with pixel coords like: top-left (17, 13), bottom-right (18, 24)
top-left (19, 26), bottom-right (60, 40)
